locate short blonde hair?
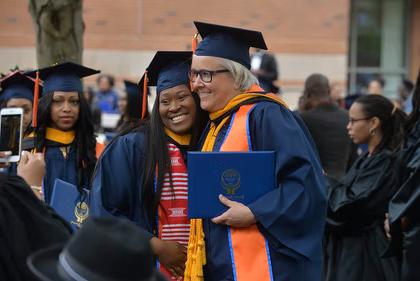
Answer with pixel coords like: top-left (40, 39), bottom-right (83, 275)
top-left (214, 57), bottom-right (259, 92)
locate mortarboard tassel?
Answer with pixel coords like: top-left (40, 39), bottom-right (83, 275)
top-left (192, 33), bottom-right (199, 53)
top-left (141, 71), bottom-right (148, 119)
top-left (32, 71), bottom-right (40, 128)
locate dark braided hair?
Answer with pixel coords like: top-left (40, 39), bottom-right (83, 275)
top-left (35, 92), bottom-right (97, 189)
top-left (354, 95), bottom-right (407, 154)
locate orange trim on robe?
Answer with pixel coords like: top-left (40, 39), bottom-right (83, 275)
top-left (95, 142), bottom-right (105, 159)
top-left (220, 104), bottom-right (272, 281)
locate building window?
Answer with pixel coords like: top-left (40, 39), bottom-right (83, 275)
top-left (348, 0), bottom-right (409, 97)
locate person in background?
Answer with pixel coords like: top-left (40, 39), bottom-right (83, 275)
top-left (115, 80), bottom-right (146, 134)
top-left (0, 71), bottom-right (39, 137)
top-left (250, 49), bottom-right (280, 94)
top-left (367, 77), bottom-right (385, 95)
top-left (330, 81), bottom-right (345, 108)
top-left (325, 95), bottom-right (406, 281)
top-left (83, 86), bottom-right (101, 132)
top-left (344, 91), bottom-right (364, 110)
top-left (397, 78), bottom-right (414, 114)
top-left (90, 51), bottom-right (208, 280)
top-left (25, 62), bottom-right (98, 204)
top-left (387, 70), bottom-right (420, 281)
top-left (300, 73), bottom-right (357, 181)
top-left (0, 71), bottom-right (43, 174)
top-left (95, 74), bottom-right (119, 114)
top-left (294, 94), bottom-right (308, 114)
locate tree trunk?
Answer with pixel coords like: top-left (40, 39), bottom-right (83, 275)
top-left (28, 0), bottom-right (84, 68)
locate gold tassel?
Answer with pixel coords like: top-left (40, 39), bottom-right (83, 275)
top-left (185, 118), bottom-right (229, 281)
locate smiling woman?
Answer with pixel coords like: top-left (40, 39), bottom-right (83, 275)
top-left (90, 51), bottom-right (208, 280)
top-left (159, 84), bottom-right (196, 135)
top-left (184, 21), bottom-right (327, 281)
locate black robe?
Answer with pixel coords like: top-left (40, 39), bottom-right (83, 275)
top-left (325, 150), bottom-right (399, 281)
top-left (388, 120), bottom-right (420, 281)
top-left (0, 173), bottom-right (72, 281)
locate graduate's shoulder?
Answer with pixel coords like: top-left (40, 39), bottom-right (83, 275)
top-left (106, 130), bottom-right (147, 154)
top-left (249, 98), bottom-right (302, 129)
top-left (250, 98), bottom-right (293, 118)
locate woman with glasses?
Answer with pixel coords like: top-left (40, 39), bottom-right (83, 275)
top-left (325, 94), bottom-right (406, 281)
top-left (185, 22), bottom-right (326, 281)
top-left (90, 51), bottom-right (208, 280)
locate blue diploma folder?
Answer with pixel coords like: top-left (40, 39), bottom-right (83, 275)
top-left (187, 151), bottom-right (275, 218)
top-left (50, 179), bottom-right (90, 231)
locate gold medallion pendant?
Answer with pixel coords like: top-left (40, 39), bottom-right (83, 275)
top-left (72, 201), bottom-right (89, 228)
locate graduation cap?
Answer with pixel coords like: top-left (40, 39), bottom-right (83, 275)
top-left (0, 71), bottom-right (41, 102)
top-left (124, 80), bottom-right (139, 97)
top-left (26, 62), bottom-right (100, 127)
top-left (26, 62), bottom-right (100, 95)
top-left (138, 51), bottom-right (192, 119)
top-left (146, 51), bottom-right (192, 94)
top-left (193, 21), bottom-right (267, 69)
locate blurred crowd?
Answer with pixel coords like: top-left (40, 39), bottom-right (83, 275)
top-left (0, 20), bottom-right (419, 281)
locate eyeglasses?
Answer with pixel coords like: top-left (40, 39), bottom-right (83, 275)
top-left (348, 117), bottom-right (371, 124)
top-left (188, 69), bottom-right (229, 83)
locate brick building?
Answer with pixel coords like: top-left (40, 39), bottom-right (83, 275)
top-left (0, 0), bottom-right (419, 108)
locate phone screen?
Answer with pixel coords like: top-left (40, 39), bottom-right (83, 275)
top-left (0, 114), bottom-right (22, 156)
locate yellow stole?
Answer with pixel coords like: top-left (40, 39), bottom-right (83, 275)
top-left (184, 84), bottom-right (287, 281)
top-left (45, 127), bottom-right (75, 145)
top-left (164, 128), bottom-right (191, 146)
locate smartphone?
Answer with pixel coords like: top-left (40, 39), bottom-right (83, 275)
top-left (0, 107), bottom-right (23, 162)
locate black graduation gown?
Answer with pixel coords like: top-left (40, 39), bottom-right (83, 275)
top-left (0, 173), bottom-right (72, 281)
top-left (388, 120), bottom-right (420, 281)
top-left (325, 150), bottom-right (399, 281)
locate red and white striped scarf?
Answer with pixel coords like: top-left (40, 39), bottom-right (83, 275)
top-left (158, 142), bottom-right (190, 280)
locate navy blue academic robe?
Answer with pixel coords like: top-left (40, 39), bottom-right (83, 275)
top-left (43, 145), bottom-right (80, 204)
top-left (203, 101), bottom-right (327, 281)
top-left (89, 131), bottom-right (154, 238)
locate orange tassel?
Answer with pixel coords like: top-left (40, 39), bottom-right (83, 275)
top-left (141, 71), bottom-right (148, 119)
top-left (32, 71), bottom-right (40, 128)
top-left (192, 33), bottom-right (199, 53)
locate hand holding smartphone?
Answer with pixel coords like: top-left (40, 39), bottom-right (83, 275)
top-left (18, 151), bottom-right (45, 186)
top-left (0, 107), bottom-right (23, 163)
